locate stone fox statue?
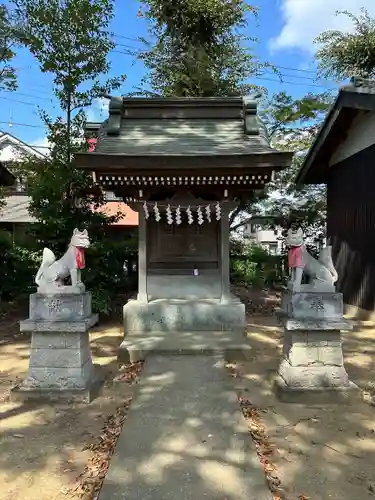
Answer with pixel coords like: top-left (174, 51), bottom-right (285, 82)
top-left (286, 227), bottom-right (338, 290)
top-left (35, 228), bottom-right (90, 292)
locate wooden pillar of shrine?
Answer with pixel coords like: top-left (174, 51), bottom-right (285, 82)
top-left (220, 201), bottom-right (231, 304)
top-left (137, 206), bottom-right (148, 303)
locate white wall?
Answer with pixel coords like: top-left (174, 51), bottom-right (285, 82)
top-left (329, 110), bottom-right (375, 166)
top-left (0, 144), bottom-right (23, 162)
top-left (243, 223), bottom-right (283, 254)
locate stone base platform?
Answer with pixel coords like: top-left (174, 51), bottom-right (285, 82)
top-left (120, 297), bottom-right (248, 363)
top-left (275, 288), bottom-right (361, 404)
top-left (29, 292), bottom-right (93, 322)
top-left (20, 314), bottom-right (98, 333)
top-left (118, 329), bottom-right (252, 364)
top-left (123, 297), bottom-right (245, 334)
top-left (10, 364), bottom-right (105, 403)
top-left (274, 375), bottom-right (362, 404)
top-left (11, 312), bottom-right (101, 403)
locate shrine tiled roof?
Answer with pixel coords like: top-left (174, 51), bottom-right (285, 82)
top-left (92, 118), bottom-right (273, 156)
top-left (83, 96), bottom-right (279, 157)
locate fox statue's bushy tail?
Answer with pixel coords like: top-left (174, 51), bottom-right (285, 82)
top-left (318, 246), bottom-right (338, 283)
top-left (35, 248), bottom-right (56, 286)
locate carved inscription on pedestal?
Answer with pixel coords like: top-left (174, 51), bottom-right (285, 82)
top-left (47, 298), bottom-right (63, 314)
top-left (310, 296), bottom-right (325, 313)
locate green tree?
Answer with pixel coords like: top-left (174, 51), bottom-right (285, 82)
top-left (136, 0), bottom-right (271, 97)
top-left (0, 4), bottom-right (21, 210)
top-left (0, 4), bottom-right (20, 91)
top-left (12, 0), bottom-right (125, 251)
top-left (137, 0), bottom-right (278, 229)
top-left (258, 91), bottom-right (332, 243)
top-left (12, 0), bottom-right (129, 312)
top-left (315, 8), bottom-right (375, 80)
top-left (228, 91), bottom-right (332, 237)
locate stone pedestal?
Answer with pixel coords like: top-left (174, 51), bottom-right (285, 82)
top-left (275, 290), bottom-right (361, 404)
top-left (11, 292), bottom-right (102, 403)
top-left (119, 296), bottom-right (247, 362)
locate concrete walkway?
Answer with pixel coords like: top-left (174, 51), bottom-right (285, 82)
top-left (99, 355), bottom-right (271, 500)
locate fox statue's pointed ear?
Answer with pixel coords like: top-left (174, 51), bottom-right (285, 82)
top-left (82, 229), bottom-right (88, 236)
top-left (73, 228), bottom-right (79, 235)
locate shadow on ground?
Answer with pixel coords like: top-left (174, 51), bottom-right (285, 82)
top-left (0, 324), bottom-right (125, 500)
top-left (99, 355), bottom-right (270, 500)
top-left (240, 310), bottom-right (375, 500)
top-left (0, 287), bottom-right (375, 500)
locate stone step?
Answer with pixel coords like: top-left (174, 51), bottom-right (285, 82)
top-left (118, 330), bottom-right (252, 364)
top-left (123, 298), bottom-right (246, 334)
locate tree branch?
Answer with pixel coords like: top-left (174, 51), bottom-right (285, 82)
top-left (230, 216), bottom-right (253, 232)
top-left (229, 205), bottom-right (242, 228)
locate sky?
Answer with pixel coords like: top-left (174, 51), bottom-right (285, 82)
top-left (2, 0), bottom-right (375, 154)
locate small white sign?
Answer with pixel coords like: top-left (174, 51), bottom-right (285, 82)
top-left (193, 268), bottom-right (199, 276)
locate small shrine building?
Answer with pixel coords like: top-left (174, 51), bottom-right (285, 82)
top-left (75, 97), bottom-right (293, 339)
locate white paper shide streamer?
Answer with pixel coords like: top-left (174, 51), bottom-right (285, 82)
top-left (166, 204), bottom-right (173, 225)
top-left (186, 206), bottom-right (193, 224)
top-left (154, 202), bottom-right (161, 222)
top-left (197, 206), bottom-right (204, 225)
top-left (175, 205), bottom-right (182, 225)
top-left (143, 201), bottom-right (149, 219)
top-left (215, 202), bottom-right (221, 221)
top-left (205, 204), bottom-right (211, 223)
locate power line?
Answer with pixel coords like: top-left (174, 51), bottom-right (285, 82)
top-left (110, 44), bottom-right (337, 89)
top-left (274, 65), bottom-right (318, 75)
top-left (112, 49), bottom-right (134, 56)
top-left (113, 34), bottom-right (143, 43)
top-left (265, 70), bottom-right (328, 83)
top-left (115, 41), bottom-right (144, 50)
top-left (0, 96), bottom-right (40, 107)
top-left (0, 120), bottom-right (47, 129)
top-left (110, 41), bottom-right (333, 82)
top-left (0, 90), bottom-right (54, 101)
top-left (254, 75), bottom-right (336, 90)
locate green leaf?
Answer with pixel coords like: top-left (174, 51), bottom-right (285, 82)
top-left (134, 0), bottom-right (270, 97)
top-left (315, 8), bottom-right (375, 80)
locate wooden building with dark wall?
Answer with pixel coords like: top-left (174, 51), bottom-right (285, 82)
top-left (0, 161), bottom-right (14, 187)
top-left (296, 77), bottom-right (375, 319)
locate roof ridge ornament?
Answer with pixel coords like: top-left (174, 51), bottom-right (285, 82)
top-left (243, 96), bottom-right (259, 136)
top-left (107, 96), bottom-right (123, 136)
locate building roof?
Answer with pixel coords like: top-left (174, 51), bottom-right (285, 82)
top-left (0, 131), bottom-right (46, 161)
top-left (76, 96), bottom-right (293, 173)
top-left (0, 162), bottom-right (14, 186)
top-left (96, 201), bottom-right (138, 226)
top-left (296, 77), bottom-right (375, 185)
top-left (0, 195), bottom-right (138, 226)
top-left (0, 195), bottom-right (34, 223)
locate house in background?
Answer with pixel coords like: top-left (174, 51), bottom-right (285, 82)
top-left (0, 131), bottom-right (45, 243)
top-left (243, 215), bottom-right (283, 254)
top-left (0, 130), bottom-right (138, 243)
top-left (296, 77), bottom-right (375, 320)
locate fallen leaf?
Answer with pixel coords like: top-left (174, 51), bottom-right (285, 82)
top-left (67, 362), bottom-right (144, 499)
top-left (230, 385), bottom-right (286, 498)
